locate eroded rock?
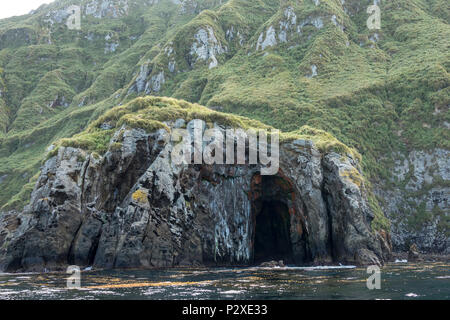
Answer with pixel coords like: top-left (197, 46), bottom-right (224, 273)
top-left (259, 260), bottom-right (285, 268)
top-left (190, 26), bottom-right (226, 69)
top-left (374, 149), bottom-right (449, 254)
top-left (0, 123), bottom-right (389, 272)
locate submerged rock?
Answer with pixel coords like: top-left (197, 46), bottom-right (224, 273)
top-left (0, 122), bottom-right (389, 272)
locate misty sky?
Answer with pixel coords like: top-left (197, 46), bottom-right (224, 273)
top-left (0, 0), bottom-right (55, 19)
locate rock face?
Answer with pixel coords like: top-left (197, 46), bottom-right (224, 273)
top-left (375, 149), bottom-right (449, 254)
top-left (255, 6), bottom-right (327, 52)
top-left (0, 121), bottom-right (389, 272)
top-left (190, 27), bottom-right (226, 69)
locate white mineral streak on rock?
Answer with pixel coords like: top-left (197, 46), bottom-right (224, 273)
top-left (85, 0), bottom-right (130, 19)
top-left (135, 64), bottom-right (150, 93)
top-left (104, 42), bottom-right (119, 53)
top-left (307, 64), bottom-right (318, 78)
top-left (168, 61), bottom-right (176, 73)
top-left (225, 26), bottom-right (244, 46)
top-left (255, 8), bottom-right (325, 51)
top-left (226, 26), bottom-right (234, 40)
top-left (145, 71), bottom-right (165, 94)
top-left (190, 26), bottom-right (225, 69)
top-left (256, 26), bottom-right (277, 51)
top-left (43, 8), bottom-right (70, 26)
top-left (278, 7), bottom-right (297, 43)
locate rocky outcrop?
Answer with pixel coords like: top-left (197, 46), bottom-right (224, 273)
top-left (42, 0), bottom-right (149, 25)
top-left (0, 121), bottom-right (389, 272)
top-left (84, 0), bottom-right (130, 19)
top-left (130, 64), bottom-right (165, 94)
top-left (374, 149), bottom-right (449, 254)
top-left (408, 244), bottom-right (422, 262)
top-left (189, 27), bottom-right (227, 69)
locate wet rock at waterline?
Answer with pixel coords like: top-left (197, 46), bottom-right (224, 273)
top-left (408, 244), bottom-right (423, 262)
top-left (259, 260), bottom-right (285, 268)
top-left (0, 122), bottom-right (390, 272)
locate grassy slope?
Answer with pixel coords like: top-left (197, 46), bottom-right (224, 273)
top-left (0, 0), bottom-right (448, 233)
top-left (53, 95), bottom-right (358, 157)
top-left (0, 0), bottom-right (208, 208)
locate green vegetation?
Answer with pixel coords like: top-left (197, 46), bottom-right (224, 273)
top-left (1, 173), bottom-right (39, 211)
top-left (369, 194), bottom-right (392, 232)
top-left (50, 95), bottom-right (361, 160)
top-left (0, 0), bottom-right (448, 236)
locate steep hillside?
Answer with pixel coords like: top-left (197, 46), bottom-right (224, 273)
top-left (0, 0), bottom-right (448, 253)
top-left (0, 96), bottom-right (390, 271)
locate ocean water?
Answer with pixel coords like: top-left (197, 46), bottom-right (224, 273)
top-left (0, 262), bottom-right (448, 300)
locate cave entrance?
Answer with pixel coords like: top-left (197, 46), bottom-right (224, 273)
top-left (254, 200), bottom-right (293, 264)
top-left (250, 174), bottom-right (311, 266)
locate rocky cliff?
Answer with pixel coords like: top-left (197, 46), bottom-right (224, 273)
top-left (0, 100), bottom-right (390, 271)
top-left (0, 0), bottom-right (447, 260)
top-left (375, 149), bottom-right (449, 254)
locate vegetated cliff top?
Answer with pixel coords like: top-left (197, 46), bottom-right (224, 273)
top-left (50, 95), bottom-right (360, 158)
top-left (0, 0), bottom-right (448, 228)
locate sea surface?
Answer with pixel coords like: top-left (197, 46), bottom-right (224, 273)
top-left (0, 262), bottom-right (448, 300)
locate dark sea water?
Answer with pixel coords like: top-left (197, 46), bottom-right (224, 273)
top-left (0, 262), bottom-right (448, 300)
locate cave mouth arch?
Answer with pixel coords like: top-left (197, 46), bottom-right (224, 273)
top-left (251, 174), bottom-right (297, 265)
top-left (254, 200), bottom-right (293, 264)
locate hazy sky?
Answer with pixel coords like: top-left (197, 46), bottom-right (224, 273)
top-left (0, 0), bottom-right (56, 19)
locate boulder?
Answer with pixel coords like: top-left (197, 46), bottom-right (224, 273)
top-left (355, 248), bottom-right (382, 266)
top-left (408, 244), bottom-right (423, 262)
top-left (259, 260), bottom-right (285, 268)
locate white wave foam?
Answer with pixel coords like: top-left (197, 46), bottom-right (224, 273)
top-left (270, 265), bottom-right (357, 271)
top-left (221, 290), bottom-right (245, 294)
top-left (405, 293), bottom-right (419, 297)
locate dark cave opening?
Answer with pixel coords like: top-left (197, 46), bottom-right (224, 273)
top-left (253, 200), bottom-right (294, 264)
